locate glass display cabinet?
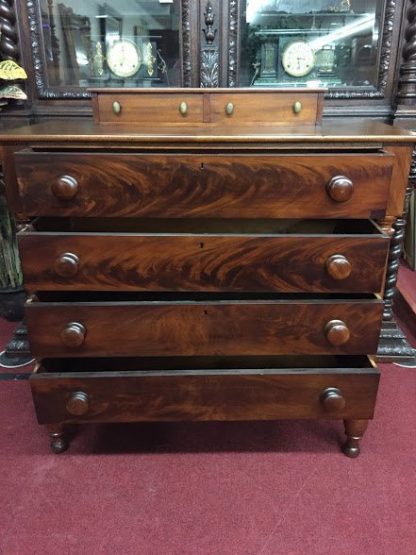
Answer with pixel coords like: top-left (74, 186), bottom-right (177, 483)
top-left (239, 0), bottom-right (383, 90)
top-left (39, 0), bottom-right (184, 91)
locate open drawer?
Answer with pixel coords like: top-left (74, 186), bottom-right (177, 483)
top-left (19, 219), bottom-right (389, 294)
top-left (30, 355), bottom-right (380, 424)
top-left (25, 292), bottom-right (384, 358)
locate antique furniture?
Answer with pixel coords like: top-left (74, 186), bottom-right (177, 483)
top-left (0, 0), bottom-right (414, 362)
top-left (0, 87), bottom-right (414, 454)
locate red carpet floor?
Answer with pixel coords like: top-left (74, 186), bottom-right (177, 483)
top-left (1, 321), bottom-right (416, 554)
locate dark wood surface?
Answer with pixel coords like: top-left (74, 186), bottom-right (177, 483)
top-left (14, 152), bottom-right (393, 218)
top-left (30, 365), bottom-right (380, 424)
top-left (0, 119), bottom-right (415, 144)
top-left (18, 230), bottom-right (389, 293)
top-left (25, 298), bottom-right (383, 358)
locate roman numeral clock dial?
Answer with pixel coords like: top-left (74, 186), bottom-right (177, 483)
top-left (282, 41), bottom-right (315, 78)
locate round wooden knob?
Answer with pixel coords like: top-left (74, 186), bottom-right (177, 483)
top-left (320, 388), bottom-right (346, 412)
top-left (326, 254), bottom-right (352, 280)
top-left (66, 391), bottom-right (89, 416)
top-left (61, 322), bottom-right (86, 348)
top-left (54, 253), bottom-right (80, 278)
top-left (52, 175), bottom-right (79, 200)
top-left (326, 176), bottom-right (354, 202)
top-left (325, 320), bottom-right (350, 346)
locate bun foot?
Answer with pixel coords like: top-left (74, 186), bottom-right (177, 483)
top-left (47, 425), bottom-right (68, 454)
top-left (343, 419), bottom-right (368, 458)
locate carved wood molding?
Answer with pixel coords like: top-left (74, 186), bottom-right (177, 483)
top-left (200, 0), bottom-right (219, 87)
top-left (227, 0), bottom-right (396, 98)
top-left (228, 0), bottom-right (238, 87)
top-left (0, 0), bottom-right (19, 61)
top-left (27, 0), bottom-right (194, 99)
top-left (182, 0), bottom-right (192, 87)
top-left (396, 0), bottom-right (416, 103)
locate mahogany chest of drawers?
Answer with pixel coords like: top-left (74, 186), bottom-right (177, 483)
top-left (1, 89), bottom-right (414, 456)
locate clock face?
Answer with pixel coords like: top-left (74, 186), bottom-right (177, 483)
top-left (282, 41), bottom-right (315, 78)
top-left (106, 40), bottom-right (142, 78)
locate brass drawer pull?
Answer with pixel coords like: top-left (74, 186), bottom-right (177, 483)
top-left (54, 253), bottom-right (80, 278)
top-left (293, 101), bottom-right (302, 114)
top-left (326, 176), bottom-right (354, 202)
top-left (66, 391), bottom-right (89, 416)
top-left (225, 102), bottom-right (234, 116)
top-left (61, 322), bottom-right (86, 348)
top-left (112, 101), bottom-right (121, 115)
top-left (52, 175), bottom-right (79, 201)
top-left (325, 320), bottom-right (350, 346)
top-left (320, 388), bottom-right (346, 412)
top-left (179, 101), bottom-right (188, 116)
top-left (326, 254), bottom-right (352, 280)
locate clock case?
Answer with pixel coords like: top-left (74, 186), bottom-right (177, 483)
top-left (246, 10), bottom-right (378, 87)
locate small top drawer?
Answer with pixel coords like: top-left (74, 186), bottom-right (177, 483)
top-left (93, 92), bottom-right (204, 125)
top-left (91, 88), bottom-right (325, 127)
top-left (208, 92), bottom-right (321, 126)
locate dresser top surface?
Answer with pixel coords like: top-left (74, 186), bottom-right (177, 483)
top-left (0, 119), bottom-right (414, 145)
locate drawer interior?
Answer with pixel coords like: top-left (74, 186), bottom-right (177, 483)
top-left (32, 291), bottom-right (381, 304)
top-left (30, 218), bottom-right (385, 236)
top-left (37, 354), bottom-right (377, 374)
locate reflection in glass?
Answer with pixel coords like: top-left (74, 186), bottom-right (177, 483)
top-left (240, 0), bottom-right (383, 89)
top-left (40, 0), bottom-right (182, 88)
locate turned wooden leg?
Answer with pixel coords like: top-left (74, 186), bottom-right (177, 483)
top-left (342, 419), bottom-right (369, 458)
top-left (47, 424), bottom-right (68, 454)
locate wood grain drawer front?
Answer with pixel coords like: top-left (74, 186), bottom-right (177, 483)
top-left (91, 89), bottom-right (324, 126)
top-left (19, 232), bottom-right (389, 293)
top-left (30, 365), bottom-right (380, 424)
top-left (25, 299), bottom-right (383, 358)
top-left (209, 92), bottom-right (320, 126)
top-left (95, 93), bottom-right (203, 125)
top-left (14, 152), bottom-right (393, 219)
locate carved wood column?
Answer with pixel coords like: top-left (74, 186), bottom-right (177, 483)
top-left (0, 0), bottom-right (18, 61)
top-left (200, 0), bottom-right (219, 87)
top-left (396, 0), bottom-right (416, 105)
top-left (380, 0), bottom-right (416, 361)
top-left (377, 153), bottom-right (416, 362)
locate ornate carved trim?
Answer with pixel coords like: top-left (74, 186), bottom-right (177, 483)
top-left (201, 50), bottom-right (219, 87)
top-left (326, 0), bottom-right (396, 99)
top-left (26, 0), bottom-right (90, 99)
top-left (396, 0), bottom-right (416, 103)
top-left (27, 0), bottom-right (194, 99)
top-left (228, 0), bottom-right (238, 87)
top-left (228, 0), bottom-right (395, 97)
top-left (202, 2), bottom-right (217, 45)
top-left (182, 0), bottom-right (192, 86)
top-left (200, 0), bottom-right (219, 87)
top-left (0, 0), bottom-right (19, 61)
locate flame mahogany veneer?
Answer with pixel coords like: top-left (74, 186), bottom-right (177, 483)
top-left (1, 89), bottom-right (414, 456)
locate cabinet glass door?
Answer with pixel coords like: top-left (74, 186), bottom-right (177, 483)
top-left (239, 0), bottom-right (384, 90)
top-left (40, 0), bottom-right (183, 89)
